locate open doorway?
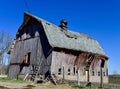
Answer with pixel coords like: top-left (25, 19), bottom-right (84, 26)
top-left (23, 52), bottom-right (31, 65)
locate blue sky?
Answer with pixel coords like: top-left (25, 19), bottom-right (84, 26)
top-left (0, 0), bottom-right (120, 74)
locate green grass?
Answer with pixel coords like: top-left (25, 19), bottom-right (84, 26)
top-left (0, 77), bottom-right (26, 83)
top-left (72, 85), bottom-right (107, 89)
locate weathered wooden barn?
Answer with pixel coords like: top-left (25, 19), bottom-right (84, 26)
top-left (8, 12), bottom-right (108, 83)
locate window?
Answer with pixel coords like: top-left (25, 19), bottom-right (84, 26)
top-left (73, 66), bottom-right (76, 75)
top-left (98, 72), bottom-right (100, 76)
top-left (58, 68), bottom-right (61, 75)
top-left (76, 70), bottom-right (78, 74)
top-left (92, 71), bottom-right (94, 76)
top-left (68, 69), bottom-right (71, 75)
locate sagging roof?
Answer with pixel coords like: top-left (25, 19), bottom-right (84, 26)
top-left (17, 12), bottom-right (107, 57)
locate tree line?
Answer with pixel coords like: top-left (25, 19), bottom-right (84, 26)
top-left (0, 31), bottom-right (12, 75)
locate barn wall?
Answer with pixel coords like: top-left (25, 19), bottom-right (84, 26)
top-left (36, 29), bottom-right (52, 74)
top-left (19, 66), bottom-right (30, 74)
top-left (8, 19), bottom-right (52, 78)
top-left (8, 65), bottom-right (20, 79)
top-left (8, 37), bottom-right (39, 79)
top-left (51, 51), bottom-right (77, 75)
top-left (51, 51), bottom-right (89, 76)
top-left (10, 37), bottom-right (39, 64)
top-left (10, 19), bottom-right (44, 64)
top-left (51, 51), bottom-right (108, 83)
top-left (89, 59), bottom-right (108, 83)
top-left (90, 59), bottom-right (108, 76)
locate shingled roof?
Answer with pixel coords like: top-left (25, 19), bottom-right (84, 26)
top-left (17, 12), bottom-right (107, 57)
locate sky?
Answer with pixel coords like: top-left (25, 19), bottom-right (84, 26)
top-left (0, 0), bottom-right (120, 74)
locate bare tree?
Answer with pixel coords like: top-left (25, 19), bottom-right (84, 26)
top-left (0, 31), bottom-right (12, 74)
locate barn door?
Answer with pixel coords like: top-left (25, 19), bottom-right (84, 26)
top-left (23, 52), bottom-right (31, 65)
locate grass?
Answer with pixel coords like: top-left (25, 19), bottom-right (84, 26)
top-left (0, 77), bottom-right (26, 83)
top-left (72, 85), bottom-right (107, 89)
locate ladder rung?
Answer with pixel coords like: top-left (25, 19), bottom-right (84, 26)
top-left (31, 65), bottom-right (41, 82)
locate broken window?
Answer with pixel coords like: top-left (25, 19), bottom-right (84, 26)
top-left (98, 71), bottom-right (100, 76)
top-left (92, 70), bottom-right (94, 76)
top-left (76, 70), bottom-right (78, 74)
top-left (73, 66), bottom-right (76, 75)
top-left (58, 68), bottom-right (61, 75)
top-left (68, 69), bottom-right (71, 75)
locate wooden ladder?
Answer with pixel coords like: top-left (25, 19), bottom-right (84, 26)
top-left (85, 55), bottom-right (94, 70)
top-left (50, 74), bottom-right (57, 85)
top-left (31, 65), bottom-right (40, 82)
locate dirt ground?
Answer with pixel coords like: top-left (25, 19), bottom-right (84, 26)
top-left (0, 75), bottom-right (75, 89)
top-left (0, 81), bottom-right (75, 89)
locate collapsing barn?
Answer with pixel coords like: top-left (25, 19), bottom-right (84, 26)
top-left (8, 12), bottom-right (108, 83)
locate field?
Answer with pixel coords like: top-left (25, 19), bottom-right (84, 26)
top-left (0, 75), bottom-right (118, 89)
top-left (0, 77), bottom-right (103, 89)
top-left (0, 76), bottom-right (77, 89)
top-left (0, 81), bottom-right (76, 89)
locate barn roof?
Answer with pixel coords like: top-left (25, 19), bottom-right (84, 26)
top-left (17, 12), bottom-right (107, 57)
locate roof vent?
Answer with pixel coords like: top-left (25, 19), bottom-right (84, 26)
top-left (59, 19), bottom-right (67, 30)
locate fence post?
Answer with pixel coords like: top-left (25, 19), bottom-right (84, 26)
top-left (100, 66), bottom-right (103, 88)
top-left (77, 69), bottom-right (80, 86)
top-left (100, 59), bottom-right (105, 89)
top-left (63, 66), bottom-right (65, 83)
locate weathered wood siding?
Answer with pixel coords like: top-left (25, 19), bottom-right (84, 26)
top-left (8, 65), bottom-right (20, 79)
top-left (51, 51), bottom-right (77, 75)
top-left (37, 28), bottom-right (52, 74)
top-left (51, 50), bottom-right (108, 83)
top-left (51, 51), bottom-right (88, 76)
top-left (90, 58), bottom-right (108, 76)
top-left (89, 58), bottom-right (108, 83)
top-left (75, 53), bottom-right (88, 75)
top-left (10, 37), bottom-right (39, 64)
top-left (8, 19), bottom-right (52, 78)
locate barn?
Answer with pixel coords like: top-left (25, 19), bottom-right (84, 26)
top-left (8, 12), bottom-right (108, 84)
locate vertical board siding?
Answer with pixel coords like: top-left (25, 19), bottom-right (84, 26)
top-left (8, 21), bottom-right (41, 77)
top-left (19, 66), bottom-right (30, 74)
top-left (90, 58), bottom-right (100, 76)
top-left (8, 65), bottom-right (20, 79)
top-left (51, 51), bottom-right (77, 75)
top-left (10, 37), bottom-right (39, 64)
top-left (9, 20), bottom-right (52, 78)
top-left (10, 41), bottom-right (24, 63)
top-left (75, 53), bottom-right (88, 75)
top-left (51, 51), bottom-right (108, 83)
top-left (36, 29), bottom-right (52, 74)
top-left (51, 51), bottom-right (88, 75)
